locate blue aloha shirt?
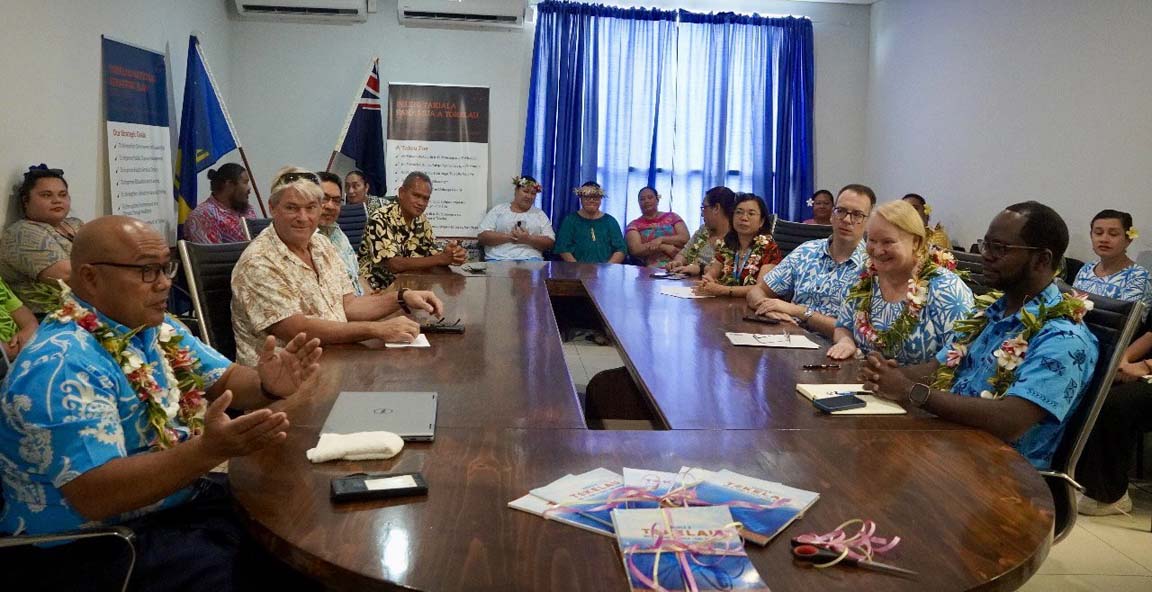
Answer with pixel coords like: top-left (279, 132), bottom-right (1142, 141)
top-left (935, 283), bottom-right (1099, 469)
top-left (763, 238), bottom-right (868, 318)
top-left (836, 268), bottom-right (975, 365)
top-left (318, 223), bottom-right (364, 296)
top-left (1073, 261), bottom-right (1151, 321)
top-left (0, 299), bottom-right (231, 535)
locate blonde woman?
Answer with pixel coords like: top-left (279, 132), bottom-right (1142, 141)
top-left (827, 200), bottom-right (974, 364)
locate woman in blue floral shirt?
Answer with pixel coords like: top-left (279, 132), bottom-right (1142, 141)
top-left (694, 194), bottom-right (781, 299)
top-left (829, 200), bottom-right (974, 365)
top-left (1073, 209), bottom-right (1151, 321)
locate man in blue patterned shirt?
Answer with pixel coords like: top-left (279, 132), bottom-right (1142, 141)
top-left (862, 202), bottom-right (1099, 469)
top-left (747, 184), bottom-right (873, 338)
top-left (0, 216), bottom-right (322, 590)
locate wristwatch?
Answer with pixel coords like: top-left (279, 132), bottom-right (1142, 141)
top-left (907, 383), bottom-right (932, 408)
top-left (800, 306), bottom-right (815, 324)
top-left (397, 288), bottom-right (412, 314)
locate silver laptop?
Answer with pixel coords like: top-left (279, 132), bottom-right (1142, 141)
top-left (321, 392), bottom-right (438, 442)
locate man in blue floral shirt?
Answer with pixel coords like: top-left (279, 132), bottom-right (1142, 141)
top-left (0, 216), bottom-right (322, 590)
top-left (862, 202), bottom-right (1099, 469)
top-left (747, 184), bottom-right (873, 338)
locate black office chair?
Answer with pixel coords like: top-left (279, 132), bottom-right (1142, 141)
top-left (1040, 293), bottom-right (1144, 543)
top-left (1060, 256), bottom-right (1086, 286)
top-left (242, 218), bottom-right (273, 241)
top-left (337, 203), bottom-right (369, 252)
top-left (771, 218), bottom-right (832, 258)
top-left (951, 250), bottom-right (994, 295)
top-left (177, 240), bottom-right (249, 361)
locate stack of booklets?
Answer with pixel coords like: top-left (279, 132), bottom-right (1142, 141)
top-left (508, 466), bottom-right (819, 546)
top-left (612, 505), bottom-right (770, 591)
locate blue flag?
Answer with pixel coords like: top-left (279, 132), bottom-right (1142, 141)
top-left (334, 59), bottom-right (386, 196)
top-left (175, 35), bottom-right (237, 237)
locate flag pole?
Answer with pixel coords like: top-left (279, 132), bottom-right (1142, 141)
top-left (193, 36), bottom-right (267, 216)
top-left (324, 150), bottom-right (339, 174)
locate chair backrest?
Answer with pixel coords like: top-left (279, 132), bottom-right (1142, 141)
top-left (1045, 291), bottom-right (1144, 542)
top-left (243, 218), bottom-right (273, 241)
top-left (337, 203), bottom-right (369, 252)
top-left (177, 240), bottom-right (249, 361)
top-left (951, 250), bottom-right (994, 295)
top-left (771, 219), bottom-right (832, 257)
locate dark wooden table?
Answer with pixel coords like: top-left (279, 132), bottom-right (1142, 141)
top-left (230, 262), bottom-right (1053, 592)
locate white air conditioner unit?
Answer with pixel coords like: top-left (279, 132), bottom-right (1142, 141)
top-left (234, 0), bottom-right (369, 23)
top-left (398, 0), bottom-right (527, 30)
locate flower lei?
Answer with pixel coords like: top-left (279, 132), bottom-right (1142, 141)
top-left (573, 185), bottom-right (605, 199)
top-left (718, 234), bottom-right (771, 286)
top-left (932, 289), bottom-right (1093, 399)
top-left (512, 176), bottom-right (542, 192)
top-left (49, 289), bottom-right (208, 450)
top-left (846, 258), bottom-right (943, 359)
top-left (928, 244), bottom-right (969, 280)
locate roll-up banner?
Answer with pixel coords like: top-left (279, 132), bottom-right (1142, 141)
top-left (386, 84), bottom-right (490, 237)
top-left (102, 36), bottom-right (175, 240)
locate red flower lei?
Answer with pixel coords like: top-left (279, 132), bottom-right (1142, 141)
top-left (49, 294), bottom-right (208, 450)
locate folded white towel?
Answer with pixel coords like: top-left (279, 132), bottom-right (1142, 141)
top-left (306, 431), bottom-right (405, 463)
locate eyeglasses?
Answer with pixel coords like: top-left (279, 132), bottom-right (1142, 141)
top-left (580, 195), bottom-right (603, 201)
top-left (89, 260), bottom-right (180, 283)
top-left (277, 171), bottom-right (320, 186)
top-left (978, 240), bottom-right (1045, 259)
top-left (832, 207), bottom-right (868, 224)
top-left (321, 195), bottom-right (343, 205)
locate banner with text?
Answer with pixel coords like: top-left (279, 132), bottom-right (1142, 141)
top-left (387, 84), bottom-right (489, 237)
top-left (102, 37), bottom-right (174, 239)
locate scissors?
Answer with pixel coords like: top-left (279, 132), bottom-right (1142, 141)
top-left (791, 539), bottom-right (917, 577)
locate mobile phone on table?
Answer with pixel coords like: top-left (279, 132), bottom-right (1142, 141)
top-left (813, 394), bottom-right (867, 413)
top-left (742, 314), bottom-right (781, 325)
top-left (331, 472), bottom-right (428, 503)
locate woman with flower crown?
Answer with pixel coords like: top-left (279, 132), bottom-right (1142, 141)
top-left (693, 193), bottom-right (782, 298)
top-left (827, 200), bottom-right (974, 364)
top-left (555, 182), bottom-right (627, 264)
top-left (477, 175), bottom-right (556, 261)
top-left (1073, 209), bottom-right (1151, 321)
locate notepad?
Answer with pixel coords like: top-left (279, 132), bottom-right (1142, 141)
top-left (384, 334), bottom-right (431, 348)
top-left (725, 332), bottom-right (820, 349)
top-left (660, 286), bottom-right (714, 299)
top-left (795, 383), bottom-right (907, 415)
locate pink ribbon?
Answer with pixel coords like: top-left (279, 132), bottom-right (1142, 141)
top-left (792, 519), bottom-right (900, 567)
top-left (623, 509), bottom-right (746, 592)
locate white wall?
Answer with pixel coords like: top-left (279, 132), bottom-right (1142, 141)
top-left (0, 0), bottom-right (234, 228)
top-left (867, 0), bottom-right (1152, 264)
top-left (229, 0), bottom-right (871, 209)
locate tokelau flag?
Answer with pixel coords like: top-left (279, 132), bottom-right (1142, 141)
top-left (174, 35), bottom-right (238, 238)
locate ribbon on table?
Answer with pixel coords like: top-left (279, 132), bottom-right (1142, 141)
top-left (792, 519), bottom-right (901, 568)
top-left (624, 507), bottom-right (746, 592)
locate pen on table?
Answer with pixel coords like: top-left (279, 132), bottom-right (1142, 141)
top-left (803, 364), bottom-right (841, 370)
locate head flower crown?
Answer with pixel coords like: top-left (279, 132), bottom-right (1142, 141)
top-left (574, 185), bottom-right (605, 199)
top-left (512, 176), bottom-right (542, 192)
top-left (1127, 226), bottom-right (1139, 240)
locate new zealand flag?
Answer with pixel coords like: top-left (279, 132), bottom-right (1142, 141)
top-left (333, 59), bottom-right (386, 196)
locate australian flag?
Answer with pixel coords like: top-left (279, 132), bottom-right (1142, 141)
top-left (333, 59), bottom-right (386, 196)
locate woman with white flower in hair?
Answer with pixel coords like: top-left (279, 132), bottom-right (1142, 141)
top-left (1073, 209), bottom-right (1151, 320)
top-left (827, 200), bottom-right (974, 365)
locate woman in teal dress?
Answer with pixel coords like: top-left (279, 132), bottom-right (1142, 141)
top-left (555, 182), bottom-right (627, 264)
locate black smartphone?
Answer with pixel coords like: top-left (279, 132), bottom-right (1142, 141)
top-left (813, 394), bottom-right (867, 413)
top-left (649, 271), bottom-right (685, 279)
top-left (421, 320), bottom-right (465, 334)
top-left (331, 472), bottom-right (428, 503)
top-left (742, 314), bottom-right (781, 325)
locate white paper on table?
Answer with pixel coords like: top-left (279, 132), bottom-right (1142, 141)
top-left (384, 334), bottom-right (431, 348)
top-left (725, 332), bottom-right (820, 349)
top-left (660, 286), bottom-right (714, 299)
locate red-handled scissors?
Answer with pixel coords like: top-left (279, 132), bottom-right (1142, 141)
top-left (792, 544), bottom-right (918, 577)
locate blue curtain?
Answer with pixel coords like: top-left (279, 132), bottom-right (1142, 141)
top-left (523, 2), bottom-right (814, 229)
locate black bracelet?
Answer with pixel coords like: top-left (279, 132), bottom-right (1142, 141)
top-left (397, 288), bottom-right (412, 314)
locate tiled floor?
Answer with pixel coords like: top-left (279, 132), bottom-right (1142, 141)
top-left (561, 340), bottom-right (1152, 590)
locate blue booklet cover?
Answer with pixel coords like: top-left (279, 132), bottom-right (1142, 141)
top-left (688, 469), bottom-right (819, 546)
top-left (611, 506), bottom-right (770, 592)
top-left (529, 468), bottom-right (624, 527)
top-left (508, 492), bottom-right (615, 537)
top-left (621, 467), bottom-right (700, 509)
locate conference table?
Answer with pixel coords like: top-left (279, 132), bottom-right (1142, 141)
top-left (229, 262), bottom-right (1053, 592)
